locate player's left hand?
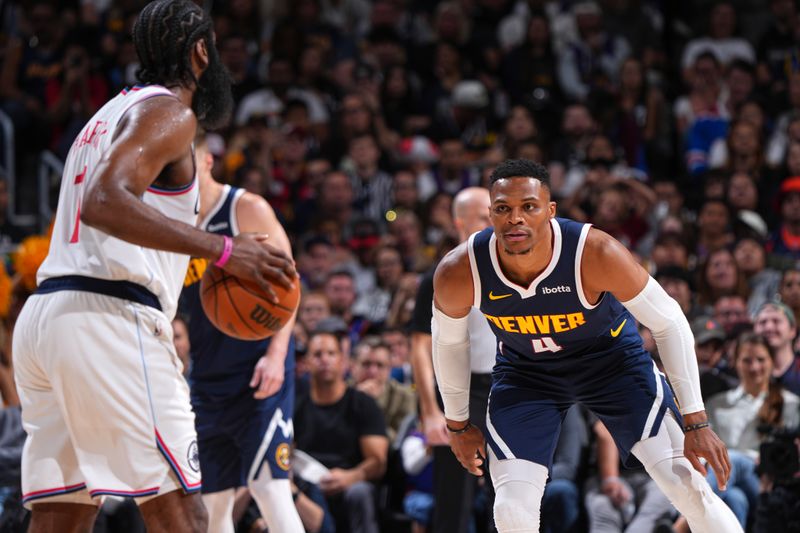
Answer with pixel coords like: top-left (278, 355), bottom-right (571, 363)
top-left (250, 354), bottom-right (285, 399)
top-left (684, 426), bottom-right (731, 491)
top-left (447, 421), bottom-right (486, 477)
top-left (319, 468), bottom-right (358, 495)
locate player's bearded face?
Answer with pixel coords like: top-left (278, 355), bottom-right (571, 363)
top-left (193, 39), bottom-right (233, 130)
top-left (490, 178), bottom-right (554, 255)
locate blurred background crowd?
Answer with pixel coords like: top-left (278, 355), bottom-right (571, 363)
top-left (0, 0), bottom-right (800, 532)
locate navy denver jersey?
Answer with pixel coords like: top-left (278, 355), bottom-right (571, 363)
top-left (470, 218), bottom-right (642, 372)
top-left (468, 218), bottom-right (680, 467)
top-left (181, 185), bottom-right (294, 390)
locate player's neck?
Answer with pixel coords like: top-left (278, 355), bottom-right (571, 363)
top-left (198, 174), bottom-right (224, 220)
top-left (310, 379), bottom-right (347, 405)
top-left (166, 84), bottom-right (194, 109)
top-left (497, 225), bottom-right (554, 287)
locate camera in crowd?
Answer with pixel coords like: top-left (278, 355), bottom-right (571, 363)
top-left (757, 426), bottom-right (800, 486)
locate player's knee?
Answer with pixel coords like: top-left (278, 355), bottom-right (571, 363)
top-left (644, 456), bottom-right (714, 516)
top-left (489, 455), bottom-right (547, 533)
top-left (494, 481), bottom-right (541, 533)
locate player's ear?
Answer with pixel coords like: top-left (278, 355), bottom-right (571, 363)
top-left (548, 201), bottom-right (557, 218)
top-left (192, 36), bottom-right (210, 75)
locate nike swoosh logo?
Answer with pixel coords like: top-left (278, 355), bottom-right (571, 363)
top-left (488, 291), bottom-right (513, 301)
top-left (610, 319), bottom-right (627, 338)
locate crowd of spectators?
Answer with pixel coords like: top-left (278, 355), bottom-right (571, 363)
top-left (1, 0), bottom-right (800, 532)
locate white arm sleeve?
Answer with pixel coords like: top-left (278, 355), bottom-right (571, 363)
top-left (620, 277), bottom-right (705, 415)
top-left (431, 305), bottom-right (471, 422)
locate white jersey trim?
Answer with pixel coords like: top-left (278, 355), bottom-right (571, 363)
top-left (488, 218), bottom-right (561, 299)
top-left (575, 223), bottom-right (604, 310)
top-left (229, 188), bottom-right (245, 237)
top-left (199, 185), bottom-right (230, 230)
top-left (247, 407), bottom-right (293, 483)
top-left (467, 232), bottom-right (482, 308)
top-left (486, 393), bottom-right (516, 459)
top-left (641, 360), bottom-right (665, 439)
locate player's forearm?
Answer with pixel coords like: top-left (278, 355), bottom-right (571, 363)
top-left (265, 312), bottom-right (297, 363)
top-left (597, 439), bottom-right (620, 480)
top-left (431, 307), bottom-right (472, 421)
top-left (621, 277), bottom-right (704, 414)
top-left (410, 332), bottom-right (441, 418)
top-left (81, 185), bottom-right (224, 261)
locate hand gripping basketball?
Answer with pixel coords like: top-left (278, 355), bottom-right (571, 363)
top-left (219, 233), bottom-right (297, 303)
top-left (201, 233), bottom-right (300, 340)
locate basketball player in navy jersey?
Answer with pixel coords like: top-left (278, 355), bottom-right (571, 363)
top-left (179, 136), bottom-right (304, 533)
top-left (12, 2), bottom-right (295, 532)
top-left (432, 160), bottom-right (742, 532)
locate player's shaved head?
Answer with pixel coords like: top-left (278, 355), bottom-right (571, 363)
top-left (453, 187), bottom-right (491, 241)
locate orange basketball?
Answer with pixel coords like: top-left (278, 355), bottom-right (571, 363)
top-left (200, 265), bottom-right (300, 340)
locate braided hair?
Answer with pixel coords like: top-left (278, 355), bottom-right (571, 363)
top-left (133, 0), bottom-right (212, 88)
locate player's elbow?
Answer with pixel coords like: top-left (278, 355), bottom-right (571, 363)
top-left (80, 192), bottom-right (107, 230)
top-left (81, 185), bottom-right (120, 232)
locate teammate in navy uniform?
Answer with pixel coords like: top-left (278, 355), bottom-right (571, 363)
top-left (431, 160), bottom-right (742, 532)
top-left (180, 136), bottom-right (303, 533)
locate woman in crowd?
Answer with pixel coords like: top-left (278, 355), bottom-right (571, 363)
top-left (706, 332), bottom-right (800, 526)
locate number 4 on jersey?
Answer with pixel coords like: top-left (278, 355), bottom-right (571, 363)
top-left (532, 336), bottom-right (563, 353)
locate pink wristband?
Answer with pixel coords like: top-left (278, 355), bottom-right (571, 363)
top-left (214, 235), bottom-right (233, 268)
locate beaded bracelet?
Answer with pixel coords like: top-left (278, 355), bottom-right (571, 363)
top-left (446, 422), bottom-right (473, 435)
top-left (684, 421), bottom-right (710, 432)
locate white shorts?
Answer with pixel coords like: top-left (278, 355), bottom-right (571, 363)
top-left (13, 289), bottom-right (201, 509)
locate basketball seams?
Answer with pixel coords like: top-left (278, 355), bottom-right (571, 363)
top-left (201, 268), bottom-right (230, 295)
top-left (200, 265), bottom-right (298, 340)
top-left (220, 273), bottom-right (262, 338)
top-left (230, 277), bottom-right (297, 314)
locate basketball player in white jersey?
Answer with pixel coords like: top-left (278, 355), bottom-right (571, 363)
top-left (12, 2), bottom-right (295, 532)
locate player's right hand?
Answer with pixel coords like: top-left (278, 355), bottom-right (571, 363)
top-left (224, 233), bottom-right (296, 302)
top-left (448, 422), bottom-right (486, 476)
top-left (684, 425), bottom-right (731, 491)
top-left (422, 410), bottom-right (450, 447)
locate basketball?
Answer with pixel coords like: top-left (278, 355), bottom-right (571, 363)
top-left (200, 265), bottom-right (300, 340)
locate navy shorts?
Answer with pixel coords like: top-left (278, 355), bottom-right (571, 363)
top-left (486, 350), bottom-right (680, 468)
top-left (192, 373), bottom-right (295, 493)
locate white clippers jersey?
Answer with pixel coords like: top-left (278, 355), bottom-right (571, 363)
top-left (38, 85), bottom-right (199, 319)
